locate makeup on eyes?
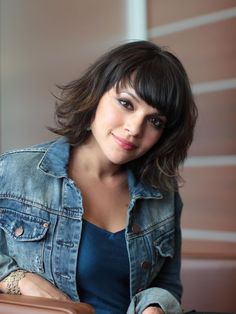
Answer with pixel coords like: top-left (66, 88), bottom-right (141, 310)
top-left (115, 88), bottom-right (167, 129)
top-left (147, 114), bottom-right (166, 129)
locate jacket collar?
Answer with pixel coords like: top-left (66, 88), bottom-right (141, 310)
top-left (38, 137), bottom-right (70, 178)
top-left (38, 137), bottom-right (163, 199)
top-left (127, 168), bottom-right (163, 199)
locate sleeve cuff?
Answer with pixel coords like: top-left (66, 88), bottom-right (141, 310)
top-left (127, 287), bottom-right (183, 314)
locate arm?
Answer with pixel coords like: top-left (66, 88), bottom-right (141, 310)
top-left (150, 192), bottom-right (183, 301)
top-left (0, 228), bottom-right (21, 283)
top-left (0, 271), bottom-right (70, 300)
top-left (0, 209), bottom-right (70, 300)
top-left (142, 306), bottom-right (164, 314)
top-left (0, 156), bottom-right (70, 301)
top-left (0, 233), bottom-right (70, 300)
top-left (128, 192), bottom-right (183, 314)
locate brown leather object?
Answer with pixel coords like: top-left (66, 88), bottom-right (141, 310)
top-left (0, 294), bottom-right (95, 314)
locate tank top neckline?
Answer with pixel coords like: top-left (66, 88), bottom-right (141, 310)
top-left (83, 219), bottom-right (125, 236)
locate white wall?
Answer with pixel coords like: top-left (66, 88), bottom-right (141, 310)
top-left (0, 0), bottom-right (128, 151)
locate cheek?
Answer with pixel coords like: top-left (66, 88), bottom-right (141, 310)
top-left (144, 130), bottom-right (162, 149)
top-left (99, 106), bottom-right (123, 129)
top-left (92, 104), bottom-right (114, 128)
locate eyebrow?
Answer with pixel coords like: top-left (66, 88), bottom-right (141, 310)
top-left (118, 90), bottom-right (141, 104)
top-left (117, 88), bottom-right (166, 119)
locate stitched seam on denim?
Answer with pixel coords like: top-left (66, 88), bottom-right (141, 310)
top-left (127, 215), bottom-right (174, 240)
top-left (0, 196), bottom-right (82, 220)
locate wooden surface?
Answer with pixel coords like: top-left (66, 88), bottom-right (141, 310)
top-left (181, 166), bottom-right (236, 232)
top-left (151, 18), bottom-right (236, 84)
top-left (190, 90), bottom-right (236, 156)
top-left (148, 0), bottom-right (236, 27)
top-left (147, 1), bottom-right (236, 260)
top-left (182, 239), bottom-right (236, 259)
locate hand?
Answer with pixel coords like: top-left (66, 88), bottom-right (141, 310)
top-left (142, 306), bottom-right (164, 314)
top-left (18, 272), bottom-right (71, 301)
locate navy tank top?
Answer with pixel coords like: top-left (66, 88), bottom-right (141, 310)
top-left (77, 219), bottom-right (130, 314)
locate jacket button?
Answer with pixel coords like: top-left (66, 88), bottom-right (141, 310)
top-left (14, 226), bottom-right (24, 237)
top-left (43, 222), bottom-right (49, 228)
top-left (141, 261), bottom-right (151, 270)
top-left (132, 223), bottom-right (141, 233)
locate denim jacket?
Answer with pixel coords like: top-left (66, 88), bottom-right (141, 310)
top-left (0, 137), bottom-right (183, 313)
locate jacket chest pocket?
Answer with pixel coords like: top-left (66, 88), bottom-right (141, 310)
top-left (154, 219), bottom-right (175, 250)
top-left (140, 220), bottom-right (175, 283)
top-left (153, 228), bottom-right (175, 266)
top-left (0, 208), bottom-right (49, 273)
top-left (128, 218), bottom-right (175, 292)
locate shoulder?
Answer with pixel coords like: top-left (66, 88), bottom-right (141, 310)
top-left (0, 139), bottom-right (56, 158)
top-left (151, 188), bottom-right (183, 222)
top-left (0, 139), bottom-right (57, 175)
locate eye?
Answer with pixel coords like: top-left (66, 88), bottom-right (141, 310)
top-left (148, 116), bottom-right (166, 129)
top-left (118, 98), bottom-right (134, 110)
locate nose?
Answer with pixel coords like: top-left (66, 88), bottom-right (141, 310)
top-left (124, 114), bottom-right (144, 137)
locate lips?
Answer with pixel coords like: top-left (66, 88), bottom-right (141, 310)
top-left (112, 133), bottom-right (137, 150)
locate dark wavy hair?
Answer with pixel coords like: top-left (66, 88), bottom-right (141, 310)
top-left (50, 40), bottom-right (198, 190)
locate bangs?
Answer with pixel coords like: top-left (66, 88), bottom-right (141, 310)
top-left (112, 58), bottom-right (186, 129)
top-left (51, 40), bottom-right (197, 190)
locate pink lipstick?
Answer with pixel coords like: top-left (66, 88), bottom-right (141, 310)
top-left (112, 134), bottom-right (137, 150)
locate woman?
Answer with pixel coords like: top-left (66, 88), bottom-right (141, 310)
top-left (0, 41), bottom-right (197, 314)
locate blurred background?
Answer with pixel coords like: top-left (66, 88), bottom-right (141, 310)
top-left (1, 0), bottom-right (236, 312)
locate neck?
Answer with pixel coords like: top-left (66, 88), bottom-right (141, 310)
top-left (69, 141), bottom-right (124, 182)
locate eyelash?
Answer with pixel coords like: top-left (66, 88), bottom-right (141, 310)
top-left (148, 116), bottom-right (166, 129)
top-left (118, 98), bottom-right (133, 110)
top-left (117, 98), bottom-right (166, 129)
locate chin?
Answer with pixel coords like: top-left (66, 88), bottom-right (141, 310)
top-left (107, 154), bottom-right (133, 166)
top-left (109, 158), bottom-right (129, 166)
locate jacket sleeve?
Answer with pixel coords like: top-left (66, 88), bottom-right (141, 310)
top-left (127, 192), bottom-right (183, 314)
top-left (0, 229), bottom-right (20, 280)
top-left (0, 155), bottom-right (21, 281)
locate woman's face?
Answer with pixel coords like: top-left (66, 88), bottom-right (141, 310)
top-left (89, 85), bottom-right (166, 165)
